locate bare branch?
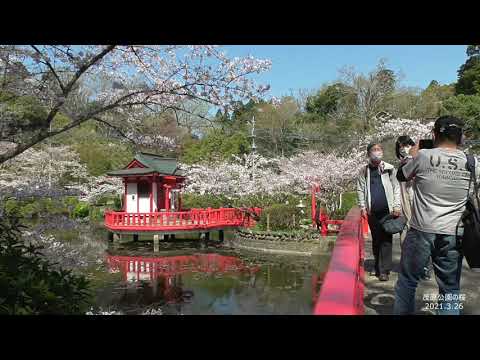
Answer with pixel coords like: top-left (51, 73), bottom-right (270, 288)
top-left (91, 116), bottom-right (136, 145)
top-left (30, 45), bottom-right (66, 94)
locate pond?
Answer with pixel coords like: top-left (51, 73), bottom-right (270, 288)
top-left (38, 219), bottom-right (332, 315)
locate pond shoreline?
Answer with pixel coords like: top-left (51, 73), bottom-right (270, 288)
top-left (230, 229), bottom-right (336, 256)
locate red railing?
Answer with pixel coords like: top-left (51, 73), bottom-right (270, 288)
top-left (104, 207), bottom-right (261, 232)
top-left (313, 207), bottom-right (366, 315)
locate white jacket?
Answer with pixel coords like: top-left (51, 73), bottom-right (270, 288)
top-left (356, 161), bottom-right (401, 215)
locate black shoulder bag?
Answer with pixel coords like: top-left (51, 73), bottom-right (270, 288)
top-left (370, 165), bottom-right (406, 235)
top-left (456, 154), bottom-right (480, 271)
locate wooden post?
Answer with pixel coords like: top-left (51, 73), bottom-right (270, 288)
top-left (200, 232), bottom-right (210, 247)
top-left (150, 179), bottom-right (154, 212)
top-left (153, 234), bottom-right (159, 252)
top-left (164, 185), bottom-right (170, 211)
top-left (123, 181), bottom-right (127, 212)
top-left (219, 230), bottom-right (224, 243)
top-left (267, 213), bottom-right (270, 232)
top-left (321, 219), bottom-right (328, 237)
top-left (113, 233), bottom-right (121, 243)
top-left (311, 185), bottom-right (316, 228)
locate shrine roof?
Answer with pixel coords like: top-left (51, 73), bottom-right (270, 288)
top-left (107, 152), bottom-right (185, 177)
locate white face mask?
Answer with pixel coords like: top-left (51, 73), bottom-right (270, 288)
top-left (399, 146), bottom-right (411, 158)
top-left (370, 151), bottom-right (383, 162)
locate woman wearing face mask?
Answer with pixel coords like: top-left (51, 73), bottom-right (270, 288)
top-left (395, 136), bottom-right (415, 245)
top-left (357, 143), bottom-right (401, 281)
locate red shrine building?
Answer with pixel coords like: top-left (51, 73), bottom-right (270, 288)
top-left (104, 152), bottom-right (261, 239)
top-left (107, 152), bottom-right (185, 214)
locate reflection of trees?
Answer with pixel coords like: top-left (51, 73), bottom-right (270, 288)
top-left (105, 252), bottom-right (331, 314)
top-left (112, 274), bottom-right (194, 314)
top-left (186, 273), bottom-right (242, 299)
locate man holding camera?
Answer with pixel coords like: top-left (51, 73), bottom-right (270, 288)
top-left (393, 116), bottom-right (478, 315)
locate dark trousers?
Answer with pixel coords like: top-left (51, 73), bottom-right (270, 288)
top-left (368, 212), bottom-right (393, 275)
top-left (394, 228), bottom-right (463, 314)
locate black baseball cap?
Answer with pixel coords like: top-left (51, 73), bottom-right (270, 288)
top-left (434, 116), bottom-right (465, 133)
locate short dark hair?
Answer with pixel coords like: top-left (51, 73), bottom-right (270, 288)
top-left (434, 115), bottom-right (465, 145)
top-left (395, 135), bottom-right (415, 159)
top-left (367, 143), bottom-right (382, 154)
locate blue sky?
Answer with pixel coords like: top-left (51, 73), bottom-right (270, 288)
top-left (222, 45), bottom-right (468, 98)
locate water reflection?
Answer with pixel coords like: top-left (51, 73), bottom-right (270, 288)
top-left (30, 220), bottom-right (331, 314)
top-left (100, 248), bottom-right (329, 315)
top-left (106, 253), bottom-right (260, 312)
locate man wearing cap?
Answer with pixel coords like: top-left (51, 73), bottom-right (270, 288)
top-left (393, 115), bottom-right (479, 315)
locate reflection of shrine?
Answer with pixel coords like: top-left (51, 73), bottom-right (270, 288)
top-left (106, 253), bottom-right (260, 305)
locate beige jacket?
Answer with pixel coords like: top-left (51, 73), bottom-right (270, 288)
top-left (356, 161), bottom-right (401, 215)
top-left (399, 180), bottom-right (414, 223)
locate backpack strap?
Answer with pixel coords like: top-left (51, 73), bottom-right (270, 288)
top-left (465, 154), bottom-right (478, 195)
top-left (466, 154), bottom-right (476, 177)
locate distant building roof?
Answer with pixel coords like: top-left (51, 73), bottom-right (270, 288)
top-left (107, 152), bottom-right (185, 177)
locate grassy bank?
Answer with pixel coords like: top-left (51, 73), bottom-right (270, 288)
top-left (2, 195), bottom-right (122, 223)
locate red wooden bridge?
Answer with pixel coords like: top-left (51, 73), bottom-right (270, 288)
top-left (105, 207), bottom-right (261, 233)
top-left (314, 207), bottom-right (367, 315)
top-left (311, 184), bottom-right (345, 236)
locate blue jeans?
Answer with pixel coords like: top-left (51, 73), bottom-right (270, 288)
top-left (393, 228), bottom-right (463, 315)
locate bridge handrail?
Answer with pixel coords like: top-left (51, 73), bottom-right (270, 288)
top-left (313, 207), bottom-right (365, 315)
top-left (104, 207), bottom-right (261, 230)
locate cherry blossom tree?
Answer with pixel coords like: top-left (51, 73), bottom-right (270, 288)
top-left (0, 145), bottom-right (89, 196)
top-left (0, 144), bottom-right (123, 202)
top-left (182, 152), bottom-right (284, 199)
top-left (180, 117), bottom-right (433, 211)
top-left (0, 45), bottom-right (272, 164)
top-left (278, 149), bottom-right (365, 211)
top-left (181, 149), bottom-right (365, 210)
top-left (345, 116), bottom-right (434, 153)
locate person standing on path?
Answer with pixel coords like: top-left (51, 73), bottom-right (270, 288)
top-left (357, 143), bottom-right (401, 281)
top-left (395, 136), bottom-right (415, 244)
top-left (395, 135), bottom-right (433, 280)
top-left (393, 116), bottom-right (478, 315)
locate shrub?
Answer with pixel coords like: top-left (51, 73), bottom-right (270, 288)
top-left (113, 196), bottom-right (122, 211)
top-left (64, 196), bottom-right (80, 209)
top-left (330, 207), bottom-right (349, 220)
top-left (72, 202), bottom-right (90, 219)
top-left (181, 193), bottom-right (230, 209)
top-left (258, 203), bottom-right (303, 231)
top-left (341, 191), bottom-right (357, 211)
top-left (19, 202), bottom-right (41, 219)
top-left (0, 215), bottom-right (92, 314)
top-left (328, 191), bottom-right (357, 220)
top-left (38, 198), bottom-right (68, 216)
top-left (94, 195), bottom-right (111, 206)
top-left (88, 206), bottom-right (103, 221)
top-left (4, 199), bottom-right (20, 216)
